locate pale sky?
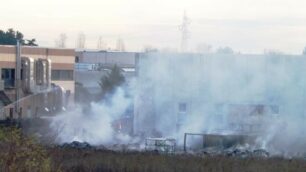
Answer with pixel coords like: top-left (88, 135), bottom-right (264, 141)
top-left (1, 0), bottom-right (306, 54)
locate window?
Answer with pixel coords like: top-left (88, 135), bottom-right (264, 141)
top-left (75, 56), bottom-right (79, 63)
top-left (178, 103), bottom-right (187, 113)
top-left (51, 70), bottom-right (73, 81)
top-left (9, 108), bottom-right (14, 119)
top-left (1, 68), bottom-right (15, 88)
top-left (177, 103), bottom-right (187, 125)
top-left (271, 105), bottom-right (279, 114)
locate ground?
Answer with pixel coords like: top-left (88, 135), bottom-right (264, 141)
top-left (0, 125), bottom-right (306, 172)
top-left (48, 147), bottom-right (306, 172)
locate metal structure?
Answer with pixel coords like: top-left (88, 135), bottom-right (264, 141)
top-left (179, 11), bottom-right (191, 52)
top-left (0, 43), bottom-right (66, 121)
top-left (15, 41), bottom-right (21, 116)
top-left (0, 84), bottom-right (66, 121)
top-left (21, 57), bottom-right (35, 94)
top-left (184, 133), bottom-right (205, 152)
top-left (145, 138), bottom-right (176, 153)
top-left (183, 133), bottom-right (257, 152)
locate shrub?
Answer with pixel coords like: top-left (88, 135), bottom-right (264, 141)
top-left (0, 127), bottom-right (51, 172)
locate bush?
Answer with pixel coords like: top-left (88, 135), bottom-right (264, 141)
top-left (0, 127), bottom-right (51, 172)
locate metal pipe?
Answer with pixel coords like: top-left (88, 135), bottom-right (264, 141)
top-left (184, 133), bottom-right (187, 152)
top-left (15, 40), bottom-right (21, 115)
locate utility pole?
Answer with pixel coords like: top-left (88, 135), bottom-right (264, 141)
top-left (179, 11), bottom-right (191, 53)
top-left (15, 40), bottom-right (21, 118)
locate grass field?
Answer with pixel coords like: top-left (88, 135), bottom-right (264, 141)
top-left (1, 126), bottom-right (306, 172)
top-left (48, 148), bottom-right (306, 172)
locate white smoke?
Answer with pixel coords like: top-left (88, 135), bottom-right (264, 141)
top-left (50, 87), bottom-right (133, 145)
top-left (50, 52), bottom-right (306, 156)
top-left (135, 52), bottom-right (306, 156)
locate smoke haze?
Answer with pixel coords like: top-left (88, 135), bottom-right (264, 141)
top-left (50, 87), bottom-right (133, 145)
top-left (51, 52), bottom-right (306, 157)
top-left (135, 53), bottom-right (306, 156)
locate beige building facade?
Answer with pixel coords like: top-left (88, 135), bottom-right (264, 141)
top-left (0, 45), bottom-right (75, 96)
top-left (0, 45), bottom-right (75, 120)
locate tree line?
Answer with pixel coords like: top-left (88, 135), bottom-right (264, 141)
top-left (0, 28), bottom-right (38, 46)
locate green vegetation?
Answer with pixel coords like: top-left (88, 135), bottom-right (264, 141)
top-left (0, 126), bottom-right (305, 172)
top-left (0, 28), bottom-right (38, 46)
top-left (0, 127), bottom-right (51, 172)
top-left (99, 64), bottom-right (125, 98)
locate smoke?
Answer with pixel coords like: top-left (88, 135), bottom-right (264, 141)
top-left (50, 87), bottom-right (133, 145)
top-left (50, 52), bottom-right (306, 156)
top-left (135, 52), bottom-right (306, 156)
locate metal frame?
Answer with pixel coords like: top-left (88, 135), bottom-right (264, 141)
top-left (145, 137), bottom-right (176, 153)
top-left (184, 133), bottom-right (207, 152)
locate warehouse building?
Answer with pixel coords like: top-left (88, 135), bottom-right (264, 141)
top-left (75, 50), bottom-right (138, 95)
top-left (134, 53), bottom-right (306, 138)
top-left (0, 45), bottom-right (75, 120)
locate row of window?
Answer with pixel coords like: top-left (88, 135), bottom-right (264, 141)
top-left (1, 69), bottom-right (74, 86)
top-left (51, 70), bottom-right (74, 81)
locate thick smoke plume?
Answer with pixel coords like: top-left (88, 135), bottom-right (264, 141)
top-left (51, 52), bottom-right (306, 157)
top-left (50, 87), bottom-right (133, 145)
top-left (135, 53), bottom-right (306, 156)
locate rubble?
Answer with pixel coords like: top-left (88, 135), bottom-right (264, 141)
top-left (145, 138), bottom-right (176, 154)
top-left (252, 149), bottom-right (270, 158)
top-left (55, 140), bottom-right (271, 159)
top-left (60, 141), bottom-right (93, 149)
top-left (199, 146), bottom-right (270, 158)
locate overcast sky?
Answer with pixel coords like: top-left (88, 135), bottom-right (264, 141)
top-left (1, 0), bottom-right (306, 54)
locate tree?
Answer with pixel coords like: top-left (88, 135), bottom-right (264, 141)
top-left (264, 49), bottom-right (283, 55)
top-left (25, 39), bottom-right (38, 46)
top-left (55, 33), bottom-right (67, 48)
top-left (97, 36), bottom-right (107, 50)
top-left (76, 32), bottom-right (86, 49)
top-left (196, 43), bottom-right (212, 54)
top-left (216, 46), bottom-right (234, 54)
top-left (0, 28), bottom-right (38, 46)
top-left (99, 65), bottom-right (125, 98)
top-left (116, 38), bottom-right (125, 51)
top-left (143, 45), bottom-right (158, 53)
top-left (302, 47), bottom-right (306, 55)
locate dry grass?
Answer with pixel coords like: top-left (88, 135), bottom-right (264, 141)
top-left (0, 127), bottom-right (51, 172)
top-left (48, 148), bottom-right (306, 172)
top-left (0, 126), bottom-right (305, 172)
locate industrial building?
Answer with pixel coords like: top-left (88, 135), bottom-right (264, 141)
top-left (74, 50), bottom-right (139, 134)
top-left (0, 45), bottom-right (75, 120)
top-left (134, 53), bottom-right (306, 138)
top-left (75, 50), bottom-right (138, 95)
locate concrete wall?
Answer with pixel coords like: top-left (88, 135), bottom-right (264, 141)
top-left (76, 50), bottom-right (138, 68)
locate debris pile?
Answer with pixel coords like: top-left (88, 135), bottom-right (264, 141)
top-left (145, 138), bottom-right (176, 154)
top-left (56, 140), bottom-right (270, 159)
top-left (199, 146), bottom-right (270, 158)
top-left (60, 141), bottom-right (93, 149)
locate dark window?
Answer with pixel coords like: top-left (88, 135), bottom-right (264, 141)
top-left (19, 107), bottom-right (22, 118)
top-left (51, 70), bottom-right (74, 81)
top-left (271, 105), bottom-right (279, 114)
top-left (20, 69), bottom-right (22, 80)
top-left (1, 68), bottom-right (15, 88)
top-left (178, 103), bottom-right (187, 113)
top-left (75, 56), bottom-right (79, 63)
top-left (9, 108), bottom-right (14, 119)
